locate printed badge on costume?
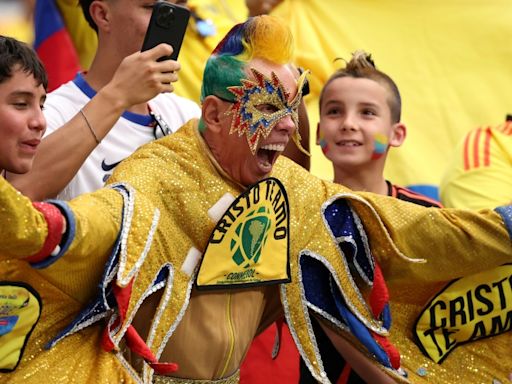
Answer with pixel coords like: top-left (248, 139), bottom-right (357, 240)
top-left (197, 177), bottom-right (290, 289)
top-left (414, 264), bottom-right (512, 363)
top-left (0, 282), bottom-right (42, 372)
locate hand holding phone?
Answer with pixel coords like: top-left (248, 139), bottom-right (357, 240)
top-left (141, 2), bottom-right (191, 61)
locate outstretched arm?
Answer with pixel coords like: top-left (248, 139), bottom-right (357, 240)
top-left (8, 44), bottom-right (179, 200)
top-left (0, 176), bottom-right (122, 302)
top-left (318, 321), bottom-right (397, 384)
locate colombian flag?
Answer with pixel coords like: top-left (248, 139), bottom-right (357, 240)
top-left (34, 0), bottom-right (80, 91)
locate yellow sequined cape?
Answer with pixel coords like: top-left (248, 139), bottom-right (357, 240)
top-left (1, 119), bottom-right (512, 383)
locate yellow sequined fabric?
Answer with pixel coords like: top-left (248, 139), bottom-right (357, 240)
top-left (153, 370), bottom-right (239, 384)
top-left (108, 120), bottom-right (512, 383)
top-left (0, 180), bottom-right (47, 257)
top-left (272, 162), bottom-right (512, 383)
top-left (0, 179), bottom-right (146, 383)
top-left (1, 119), bottom-right (511, 383)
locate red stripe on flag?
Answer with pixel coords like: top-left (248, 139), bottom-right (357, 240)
top-left (483, 127), bottom-right (491, 167)
top-left (472, 128), bottom-right (482, 169)
top-left (463, 130), bottom-right (471, 171)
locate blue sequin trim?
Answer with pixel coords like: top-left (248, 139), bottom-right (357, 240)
top-left (496, 205), bottom-right (512, 241)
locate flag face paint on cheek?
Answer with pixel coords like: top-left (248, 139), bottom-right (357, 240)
top-left (318, 131), bottom-right (329, 154)
top-left (372, 133), bottom-right (388, 159)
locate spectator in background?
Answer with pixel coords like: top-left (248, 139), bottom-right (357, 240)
top-left (0, 35), bottom-right (46, 177)
top-left (7, 0), bottom-right (200, 200)
top-left (440, 116), bottom-right (512, 210)
top-left (300, 50), bottom-right (443, 383)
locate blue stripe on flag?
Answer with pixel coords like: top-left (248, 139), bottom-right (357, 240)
top-left (34, 0), bottom-right (65, 49)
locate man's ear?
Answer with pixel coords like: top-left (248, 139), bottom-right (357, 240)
top-left (315, 122), bottom-right (321, 145)
top-left (389, 122), bottom-right (406, 147)
top-left (90, 0), bottom-right (111, 33)
top-left (202, 96), bottom-right (227, 133)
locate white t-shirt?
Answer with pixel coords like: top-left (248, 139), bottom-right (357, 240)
top-left (44, 73), bottom-right (201, 200)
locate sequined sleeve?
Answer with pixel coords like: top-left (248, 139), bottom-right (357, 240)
top-left (0, 177), bottom-right (47, 258)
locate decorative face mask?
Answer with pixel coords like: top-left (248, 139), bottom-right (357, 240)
top-left (226, 67), bottom-right (309, 155)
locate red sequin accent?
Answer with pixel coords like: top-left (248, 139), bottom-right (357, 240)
top-left (101, 279), bottom-right (179, 374)
top-left (25, 202), bottom-right (64, 263)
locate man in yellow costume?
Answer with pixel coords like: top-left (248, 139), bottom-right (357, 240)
top-left (1, 15), bottom-right (512, 384)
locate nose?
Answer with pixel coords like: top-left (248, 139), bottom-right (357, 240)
top-left (341, 113), bottom-right (357, 131)
top-left (29, 108), bottom-right (46, 133)
top-left (274, 114), bottom-right (296, 136)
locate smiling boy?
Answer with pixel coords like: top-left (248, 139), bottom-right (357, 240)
top-left (0, 36), bottom-right (47, 176)
top-left (300, 51), bottom-right (442, 384)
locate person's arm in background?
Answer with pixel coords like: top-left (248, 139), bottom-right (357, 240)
top-left (318, 321), bottom-right (396, 384)
top-left (7, 44), bottom-right (178, 200)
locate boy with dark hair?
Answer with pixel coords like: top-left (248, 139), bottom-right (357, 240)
top-left (0, 36), bottom-right (47, 175)
top-left (8, 0), bottom-right (199, 200)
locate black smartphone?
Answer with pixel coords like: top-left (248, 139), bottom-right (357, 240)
top-left (141, 2), bottom-right (191, 61)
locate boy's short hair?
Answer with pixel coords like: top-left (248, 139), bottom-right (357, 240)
top-left (320, 50), bottom-right (402, 123)
top-left (79, 0), bottom-right (97, 32)
top-left (0, 36), bottom-right (48, 89)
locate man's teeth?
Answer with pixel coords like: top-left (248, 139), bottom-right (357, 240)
top-left (260, 144), bottom-right (285, 151)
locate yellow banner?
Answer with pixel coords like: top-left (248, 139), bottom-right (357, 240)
top-left (415, 264), bottom-right (512, 363)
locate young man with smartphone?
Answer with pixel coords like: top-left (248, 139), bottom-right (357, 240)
top-left (8, 0), bottom-right (200, 201)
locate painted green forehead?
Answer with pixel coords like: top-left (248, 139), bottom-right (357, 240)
top-left (226, 67), bottom-right (309, 155)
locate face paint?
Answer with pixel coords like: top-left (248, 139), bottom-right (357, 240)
top-left (226, 67), bottom-right (309, 155)
top-left (318, 130), bottom-right (329, 154)
top-left (371, 133), bottom-right (389, 159)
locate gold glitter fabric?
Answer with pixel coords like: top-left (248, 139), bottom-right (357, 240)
top-left (0, 180), bottom-right (47, 257)
top-left (2, 119), bottom-right (512, 383)
top-left (271, 161), bottom-right (512, 384)
top-left (108, 120), bottom-right (512, 383)
top-left (0, 180), bottom-right (137, 382)
top-left (153, 370), bottom-right (239, 384)
top-left (104, 120), bottom-right (281, 382)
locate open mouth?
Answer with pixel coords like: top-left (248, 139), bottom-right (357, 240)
top-left (336, 140), bottom-right (362, 147)
top-left (257, 143), bottom-right (286, 172)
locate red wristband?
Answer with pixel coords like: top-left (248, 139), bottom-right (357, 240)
top-left (25, 202), bottom-right (64, 263)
